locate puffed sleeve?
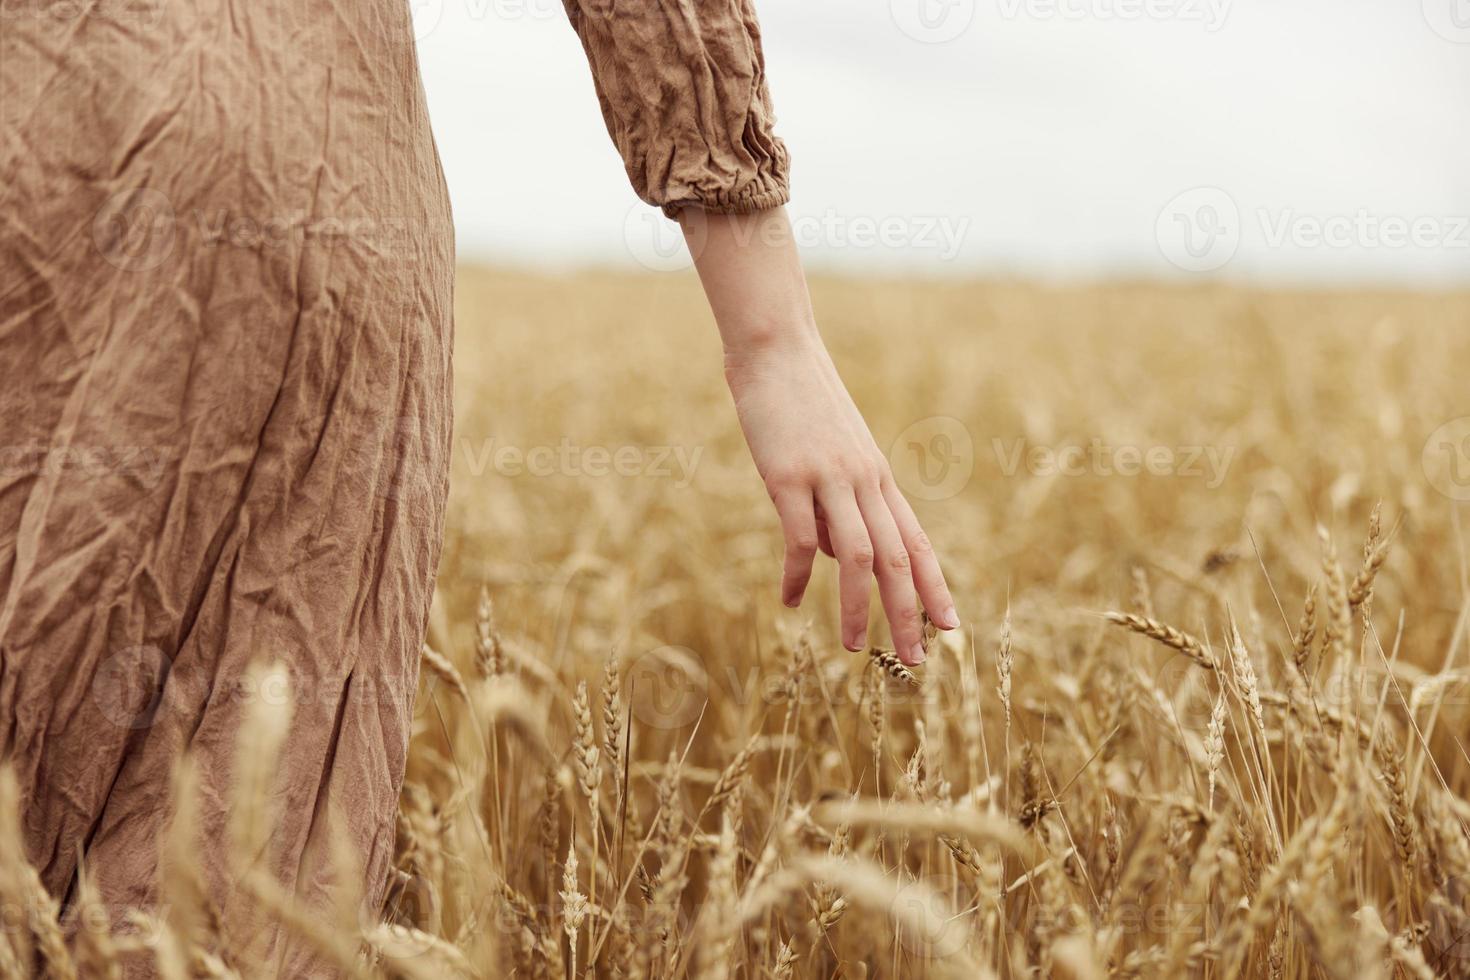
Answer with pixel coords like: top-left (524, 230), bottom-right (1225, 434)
top-left (562, 0), bottom-right (791, 217)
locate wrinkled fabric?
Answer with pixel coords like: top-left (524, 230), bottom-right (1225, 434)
top-left (563, 0), bottom-right (791, 216)
top-left (1, 2), bottom-right (455, 975)
top-left (0, 0), bottom-right (787, 975)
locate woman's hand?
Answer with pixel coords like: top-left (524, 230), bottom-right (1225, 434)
top-left (682, 208), bottom-right (957, 665)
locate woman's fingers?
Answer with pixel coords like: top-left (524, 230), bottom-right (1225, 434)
top-left (771, 486), bottom-right (819, 607)
top-left (776, 467), bottom-right (954, 661)
top-left (882, 478), bottom-right (958, 629)
top-left (857, 486), bottom-right (927, 666)
top-left (816, 486), bottom-right (875, 652)
top-left (815, 515), bottom-right (835, 559)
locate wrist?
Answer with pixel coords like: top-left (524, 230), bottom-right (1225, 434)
top-left (721, 321), bottom-right (834, 395)
top-left (718, 311), bottom-right (822, 360)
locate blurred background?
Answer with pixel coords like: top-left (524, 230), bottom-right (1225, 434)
top-left (416, 0), bottom-right (1470, 284)
top-left (421, 0), bottom-right (1470, 679)
top-left (409, 10), bottom-right (1470, 973)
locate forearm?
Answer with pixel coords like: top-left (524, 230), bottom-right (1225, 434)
top-left (679, 205), bottom-right (957, 661)
top-left (681, 208), bottom-right (822, 357)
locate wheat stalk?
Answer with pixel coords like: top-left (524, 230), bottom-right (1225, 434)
top-left (1104, 612), bottom-right (1215, 670)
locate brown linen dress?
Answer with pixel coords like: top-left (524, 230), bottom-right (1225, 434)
top-left (0, 0), bottom-right (787, 973)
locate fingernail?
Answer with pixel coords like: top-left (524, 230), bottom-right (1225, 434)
top-left (939, 606), bottom-right (959, 629)
top-left (852, 632), bottom-right (867, 652)
top-left (908, 642), bottom-right (927, 665)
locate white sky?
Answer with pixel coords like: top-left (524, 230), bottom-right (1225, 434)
top-left (416, 0), bottom-right (1470, 285)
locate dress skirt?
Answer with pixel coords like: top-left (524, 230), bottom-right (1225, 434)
top-left (0, 1), bottom-right (453, 972)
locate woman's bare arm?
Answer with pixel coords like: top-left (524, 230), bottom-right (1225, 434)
top-left (682, 207), bottom-right (957, 665)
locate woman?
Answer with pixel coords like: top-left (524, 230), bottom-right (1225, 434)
top-left (0, 0), bottom-right (955, 971)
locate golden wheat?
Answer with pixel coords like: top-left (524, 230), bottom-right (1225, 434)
top-left (2, 270), bottom-right (1469, 978)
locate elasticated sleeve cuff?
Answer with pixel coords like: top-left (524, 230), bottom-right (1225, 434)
top-left (563, 0), bottom-right (792, 218)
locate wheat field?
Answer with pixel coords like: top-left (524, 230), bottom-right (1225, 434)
top-left (7, 269), bottom-right (1470, 978)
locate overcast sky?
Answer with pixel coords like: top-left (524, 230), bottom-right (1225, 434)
top-left (415, 0), bottom-right (1470, 285)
